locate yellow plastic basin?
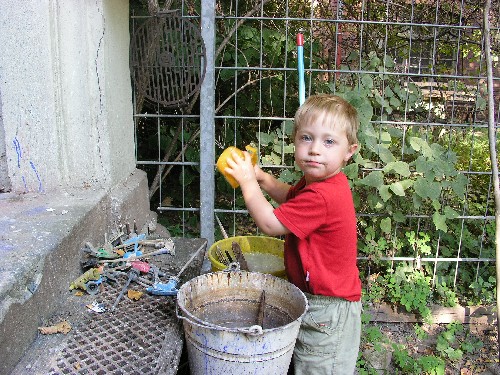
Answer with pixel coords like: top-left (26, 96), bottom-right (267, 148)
top-left (208, 236), bottom-right (285, 278)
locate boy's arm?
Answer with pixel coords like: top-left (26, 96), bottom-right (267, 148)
top-left (225, 151), bottom-right (290, 236)
top-left (254, 166), bottom-right (291, 205)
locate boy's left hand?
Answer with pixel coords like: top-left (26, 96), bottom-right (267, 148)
top-left (224, 151), bottom-right (257, 187)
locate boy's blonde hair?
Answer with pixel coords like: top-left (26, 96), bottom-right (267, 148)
top-left (293, 94), bottom-right (359, 146)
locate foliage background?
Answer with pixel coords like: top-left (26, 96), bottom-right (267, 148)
top-left (130, 0), bottom-right (499, 309)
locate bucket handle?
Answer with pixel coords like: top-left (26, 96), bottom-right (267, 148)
top-left (176, 303), bottom-right (264, 337)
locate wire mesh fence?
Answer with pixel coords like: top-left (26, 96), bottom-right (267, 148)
top-left (131, 0), bottom-right (499, 302)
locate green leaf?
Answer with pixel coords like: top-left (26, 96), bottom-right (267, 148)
top-left (430, 142), bottom-right (447, 159)
top-left (361, 74), bottom-right (373, 89)
top-left (383, 161), bottom-right (411, 177)
top-left (368, 193), bottom-right (384, 209)
top-left (390, 182), bottom-right (406, 196)
top-left (436, 335), bottom-right (449, 352)
top-left (239, 25), bottom-right (256, 39)
top-left (343, 163), bottom-right (359, 179)
top-left (275, 127), bottom-right (284, 139)
top-left (282, 120), bottom-right (294, 136)
top-left (413, 193), bottom-right (423, 209)
top-left (384, 99), bottom-right (393, 114)
top-left (369, 53), bottom-right (381, 68)
top-left (400, 179), bottom-right (414, 189)
top-left (445, 347), bottom-right (463, 361)
top-left (362, 134), bottom-right (378, 154)
top-left (384, 54), bottom-right (395, 68)
top-left (341, 92), bottom-right (373, 128)
top-left (415, 156), bottom-right (433, 175)
top-left (389, 95), bottom-right (402, 108)
top-left (262, 152), bottom-right (281, 165)
top-left (271, 144), bottom-right (282, 155)
top-left (410, 137), bottom-right (432, 157)
top-left (407, 82), bottom-right (419, 93)
top-left (218, 68), bottom-right (236, 81)
top-left (374, 91), bottom-right (384, 107)
top-left (407, 93), bottom-right (420, 106)
top-left (378, 185), bottom-right (392, 201)
top-left (346, 50), bottom-right (359, 62)
top-left (379, 131), bottom-right (392, 145)
top-left (393, 83), bottom-right (407, 101)
top-left (387, 126), bottom-right (403, 138)
top-left (257, 131), bottom-right (275, 146)
top-left (380, 217), bottom-right (392, 234)
top-left (433, 212), bottom-right (448, 232)
top-left (409, 136), bottom-right (423, 152)
top-left (393, 211), bottom-right (406, 223)
top-left (279, 169), bottom-right (299, 184)
top-left (414, 177), bottom-right (429, 199)
top-left (444, 206), bottom-right (459, 219)
top-left (359, 171), bottom-right (384, 188)
top-left (377, 147), bottom-right (396, 163)
top-left (451, 173), bottom-right (467, 199)
top-left (414, 177), bottom-right (441, 200)
top-left (427, 181), bottom-right (442, 200)
top-left (432, 200), bottom-right (442, 210)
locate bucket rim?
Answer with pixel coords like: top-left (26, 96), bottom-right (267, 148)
top-left (176, 271), bottom-right (308, 335)
top-left (207, 236), bottom-right (285, 276)
top-left (211, 235), bottom-right (285, 242)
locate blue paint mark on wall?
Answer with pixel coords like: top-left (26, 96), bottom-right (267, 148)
top-left (13, 137), bottom-right (21, 167)
top-left (30, 161), bottom-right (44, 193)
top-left (12, 137), bottom-right (44, 192)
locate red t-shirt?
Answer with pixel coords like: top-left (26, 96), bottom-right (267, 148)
top-left (274, 172), bottom-right (361, 301)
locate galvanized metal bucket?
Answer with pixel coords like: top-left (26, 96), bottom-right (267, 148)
top-left (176, 271), bottom-right (308, 375)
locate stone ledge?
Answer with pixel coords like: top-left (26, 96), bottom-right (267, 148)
top-left (0, 169), bottom-right (157, 375)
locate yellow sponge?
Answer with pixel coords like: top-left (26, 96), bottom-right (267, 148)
top-left (216, 145), bottom-right (258, 188)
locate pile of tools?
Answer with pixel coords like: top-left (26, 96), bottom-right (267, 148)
top-left (70, 221), bottom-right (203, 311)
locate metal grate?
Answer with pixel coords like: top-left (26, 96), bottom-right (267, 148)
top-left (130, 11), bottom-right (206, 110)
top-left (48, 276), bottom-right (183, 375)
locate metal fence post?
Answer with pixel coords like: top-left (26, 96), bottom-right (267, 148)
top-left (200, 0), bottom-right (216, 247)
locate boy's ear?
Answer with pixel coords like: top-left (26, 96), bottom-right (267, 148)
top-left (345, 143), bottom-right (358, 161)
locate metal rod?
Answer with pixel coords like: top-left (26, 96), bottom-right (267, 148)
top-left (297, 33), bottom-right (305, 106)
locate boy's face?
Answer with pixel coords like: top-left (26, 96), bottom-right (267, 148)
top-left (294, 115), bottom-right (357, 185)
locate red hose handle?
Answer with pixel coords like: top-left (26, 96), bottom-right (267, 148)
top-left (296, 33), bottom-right (304, 46)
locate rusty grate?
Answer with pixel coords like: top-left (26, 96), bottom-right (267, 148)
top-left (130, 11), bottom-right (206, 110)
top-left (48, 275), bottom-right (184, 375)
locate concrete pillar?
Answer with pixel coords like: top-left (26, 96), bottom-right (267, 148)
top-left (0, 3), bottom-right (167, 372)
top-left (0, 0), bottom-right (136, 193)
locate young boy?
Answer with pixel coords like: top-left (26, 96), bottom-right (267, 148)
top-left (224, 94), bottom-right (362, 374)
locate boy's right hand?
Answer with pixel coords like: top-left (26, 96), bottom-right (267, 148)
top-left (224, 150), bottom-right (257, 188)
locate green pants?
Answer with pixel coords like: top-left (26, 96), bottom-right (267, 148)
top-left (293, 293), bottom-right (362, 375)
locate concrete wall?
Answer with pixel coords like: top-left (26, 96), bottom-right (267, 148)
top-left (0, 2), bottom-right (171, 372)
top-left (0, 0), bottom-right (136, 193)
